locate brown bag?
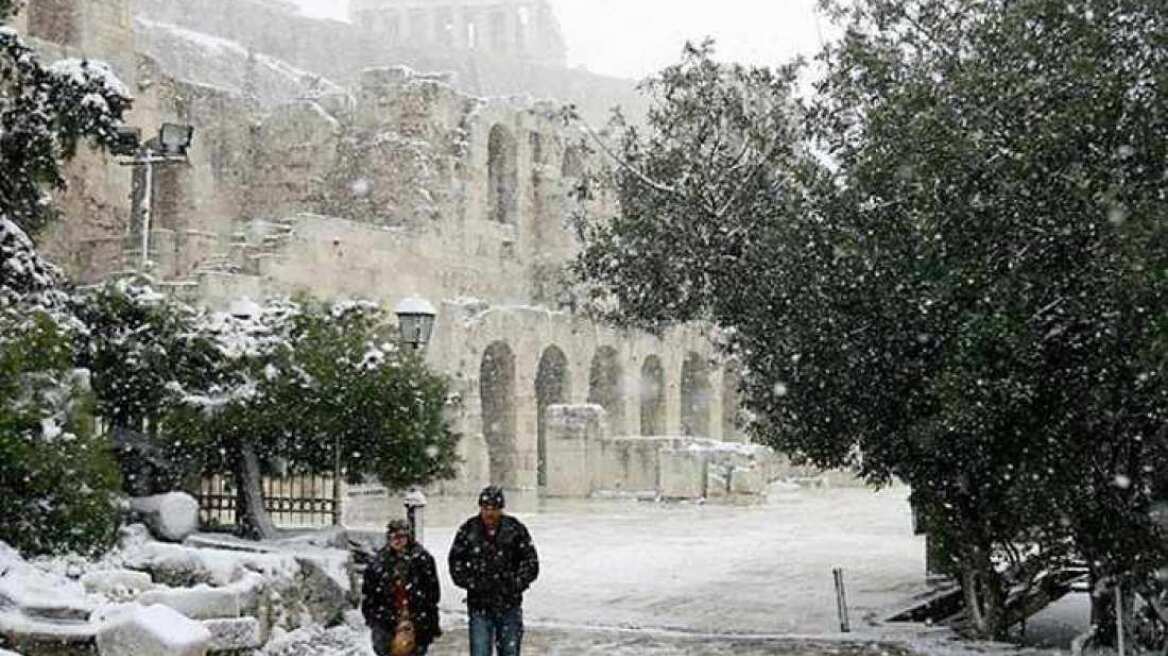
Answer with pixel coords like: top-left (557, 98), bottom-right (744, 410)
top-left (390, 619), bottom-right (416, 656)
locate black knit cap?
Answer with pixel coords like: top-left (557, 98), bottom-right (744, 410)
top-left (478, 485), bottom-right (505, 508)
top-left (386, 519), bottom-right (411, 536)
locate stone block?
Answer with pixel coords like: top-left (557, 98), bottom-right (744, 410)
top-left (95, 603), bottom-right (211, 656)
top-left (81, 569), bottom-right (156, 600)
top-left (129, 492), bottom-right (200, 542)
top-left (659, 448), bottom-right (707, 499)
top-left (729, 466), bottom-right (766, 495)
top-left (203, 617), bottom-right (262, 652)
top-left (544, 404), bottom-right (605, 497)
top-left (138, 585), bottom-right (241, 620)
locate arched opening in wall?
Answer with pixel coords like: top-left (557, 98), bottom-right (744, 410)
top-left (640, 356), bottom-right (665, 436)
top-left (680, 352), bottom-right (711, 437)
top-left (535, 346), bottom-right (570, 489)
top-left (480, 341), bottom-right (517, 487)
top-left (722, 360), bottom-right (742, 442)
top-left (28, 0), bottom-right (78, 46)
top-left (488, 124), bottom-right (519, 224)
top-left (562, 146), bottom-right (584, 180)
top-left (588, 346), bottom-right (625, 436)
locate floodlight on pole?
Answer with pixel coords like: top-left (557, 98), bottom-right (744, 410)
top-left (159, 123), bottom-right (195, 158)
top-left (120, 123), bottom-right (195, 273)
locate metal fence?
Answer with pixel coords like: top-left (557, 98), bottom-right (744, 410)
top-left (197, 474), bottom-right (339, 530)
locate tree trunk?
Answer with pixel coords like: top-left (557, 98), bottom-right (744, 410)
top-left (234, 443), bottom-right (278, 540)
top-left (1090, 573), bottom-right (1134, 649)
top-left (961, 550), bottom-right (1007, 640)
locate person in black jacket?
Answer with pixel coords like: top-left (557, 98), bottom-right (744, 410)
top-left (448, 486), bottom-right (539, 656)
top-left (362, 519), bottom-right (442, 655)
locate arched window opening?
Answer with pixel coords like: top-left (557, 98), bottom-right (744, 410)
top-left (488, 124), bottom-right (519, 224)
top-left (680, 352), bottom-right (711, 437)
top-left (535, 346), bottom-right (570, 488)
top-left (588, 346), bottom-right (624, 436)
top-left (480, 341), bottom-right (517, 486)
top-left (640, 356), bottom-right (665, 436)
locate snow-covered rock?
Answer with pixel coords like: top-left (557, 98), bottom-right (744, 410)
top-left (95, 603), bottom-right (211, 656)
top-left (136, 570), bottom-right (263, 621)
top-left (129, 492), bottom-right (200, 542)
top-left (0, 543), bottom-right (92, 621)
top-left (203, 616), bottom-right (263, 652)
top-left (81, 569), bottom-right (156, 600)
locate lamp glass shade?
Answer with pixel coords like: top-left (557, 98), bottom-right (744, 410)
top-left (394, 297), bottom-right (437, 349)
top-left (159, 123), bottom-right (194, 155)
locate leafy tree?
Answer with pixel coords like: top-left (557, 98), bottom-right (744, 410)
top-left (1, 1), bottom-right (132, 236)
top-left (571, 2), bottom-right (1168, 639)
top-left (0, 219), bottom-right (122, 557)
top-left (163, 298), bottom-right (459, 540)
top-left (0, 3), bottom-right (131, 556)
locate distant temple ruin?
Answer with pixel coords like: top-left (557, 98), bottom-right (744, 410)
top-left (350, 0), bottom-right (567, 66)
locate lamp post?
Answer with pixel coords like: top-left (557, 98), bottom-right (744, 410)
top-left (393, 296), bottom-right (437, 351)
top-left (120, 123), bottom-right (195, 273)
top-left (393, 297), bottom-right (436, 542)
top-left (403, 487), bottom-right (427, 544)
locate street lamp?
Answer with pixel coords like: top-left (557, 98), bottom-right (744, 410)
top-left (120, 123), bottom-right (196, 273)
top-left (403, 487), bottom-right (427, 544)
top-left (393, 296), bottom-right (437, 351)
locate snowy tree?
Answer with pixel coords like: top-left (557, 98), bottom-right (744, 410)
top-left (162, 298), bottom-right (459, 540)
top-left (0, 219), bottom-right (122, 556)
top-left (1, 2), bottom-right (132, 236)
top-left (0, 4), bottom-right (132, 556)
top-left (572, 3), bottom-right (1168, 640)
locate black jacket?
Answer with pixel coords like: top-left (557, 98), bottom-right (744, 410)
top-left (448, 514), bottom-right (539, 612)
top-left (361, 543), bottom-right (442, 646)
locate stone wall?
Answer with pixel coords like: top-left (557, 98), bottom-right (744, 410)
top-left (129, 0), bottom-right (648, 125)
top-left (18, 0), bottom-right (759, 499)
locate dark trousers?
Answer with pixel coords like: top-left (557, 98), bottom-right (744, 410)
top-left (468, 606), bottom-right (523, 656)
top-left (371, 623), bottom-right (429, 656)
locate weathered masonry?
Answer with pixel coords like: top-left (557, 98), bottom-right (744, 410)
top-left (23, 0), bottom-right (784, 504)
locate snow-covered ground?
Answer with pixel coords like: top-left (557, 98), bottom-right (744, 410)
top-left (414, 483), bottom-right (930, 635)
top-left (262, 481), bottom-right (1080, 655)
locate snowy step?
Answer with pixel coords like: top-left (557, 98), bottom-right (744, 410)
top-left (95, 604), bottom-right (211, 656)
top-left (0, 610), bottom-right (96, 655)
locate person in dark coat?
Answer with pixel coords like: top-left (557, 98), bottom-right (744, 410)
top-left (448, 485), bottom-right (539, 656)
top-left (362, 519), bottom-right (442, 656)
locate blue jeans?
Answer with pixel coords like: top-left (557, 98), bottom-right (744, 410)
top-left (468, 607), bottom-right (523, 656)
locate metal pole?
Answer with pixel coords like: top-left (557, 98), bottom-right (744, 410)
top-left (332, 435), bottom-right (342, 526)
top-left (833, 568), bottom-right (851, 632)
top-left (139, 151), bottom-right (153, 272)
top-left (1116, 582), bottom-right (1125, 656)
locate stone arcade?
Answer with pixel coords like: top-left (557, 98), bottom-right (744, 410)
top-left (21, 0), bottom-right (784, 509)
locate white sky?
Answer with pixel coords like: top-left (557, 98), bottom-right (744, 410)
top-left (291, 0), bottom-right (830, 81)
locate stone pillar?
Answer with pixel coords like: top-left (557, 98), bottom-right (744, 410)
top-left (544, 404), bottom-right (606, 497)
